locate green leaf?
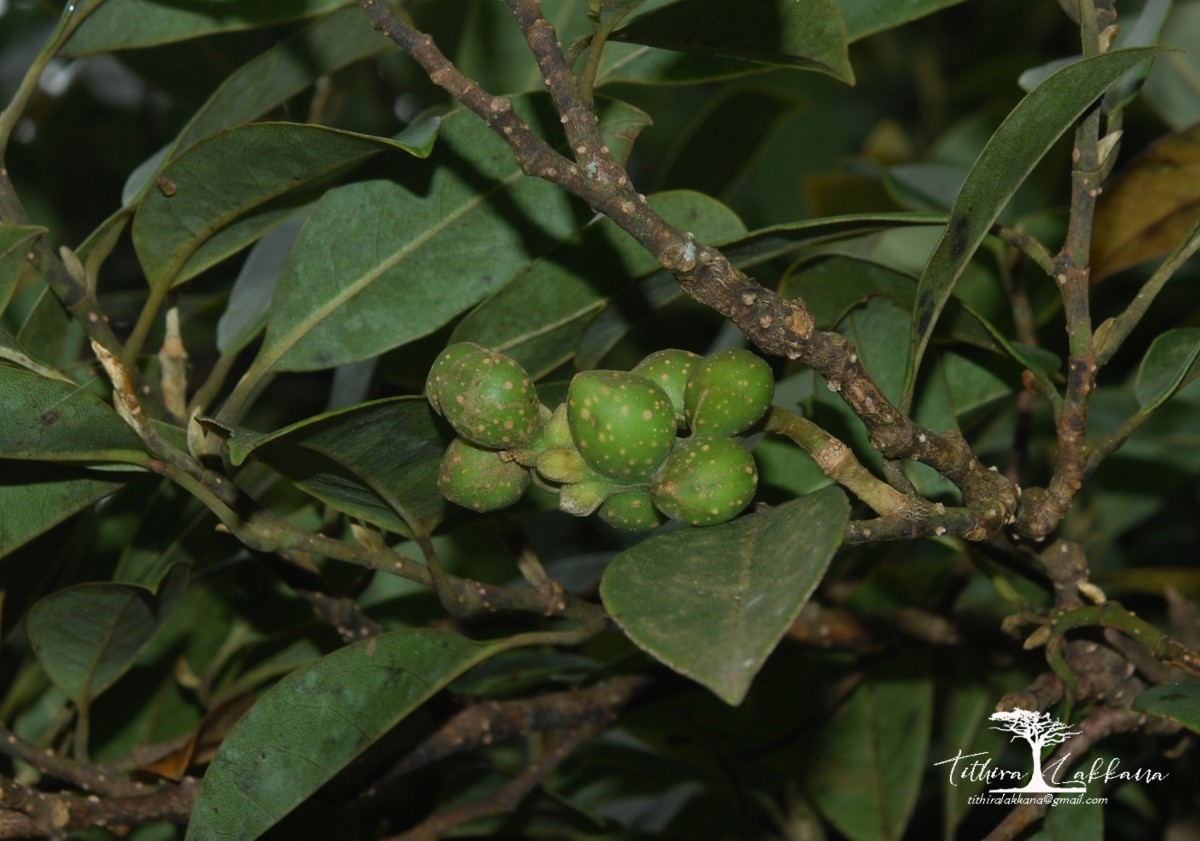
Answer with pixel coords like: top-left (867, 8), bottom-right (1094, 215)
top-left (657, 88), bottom-right (803, 197)
top-left (0, 368), bottom-right (145, 463)
top-left (597, 43), bottom-right (770, 86)
top-left (216, 214), bottom-right (307, 354)
top-left (0, 464), bottom-right (129, 559)
top-left (0, 225), bottom-right (46, 315)
top-left (0, 329), bottom-right (74, 383)
top-left (1026, 800), bottom-right (1103, 841)
top-left (131, 120), bottom-right (439, 290)
top-left (451, 191), bottom-right (745, 377)
top-left (186, 629), bottom-right (506, 841)
top-left (600, 487), bottom-right (848, 705)
top-left (612, 0), bottom-right (854, 83)
top-left (122, 6), bottom-right (391, 205)
top-left (62, 0), bottom-right (352, 55)
top-left (803, 654), bottom-right (933, 841)
top-left (835, 0), bottom-right (969, 42)
top-left (1132, 681), bottom-right (1200, 733)
top-left (779, 254), bottom-right (1059, 376)
top-left (903, 47), bottom-right (1167, 409)
top-left (204, 397), bottom-right (451, 538)
top-left (1135, 327), bottom-right (1200, 411)
top-left (256, 96), bottom-right (648, 373)
top-left (28, 564), bottom-right (187, 704)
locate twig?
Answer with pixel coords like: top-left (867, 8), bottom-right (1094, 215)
top-left (0, 724), bottom-right (148, 799)
top-left (0, 774), bottom-right (198, 839)
top-left (355, 0), bottom-right (1020, 541)
top-left (374, 675), bottom-right (649, 785)
top-left (384, 722), bottom-right (600, 841)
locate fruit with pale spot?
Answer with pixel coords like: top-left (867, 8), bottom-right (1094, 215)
top-left (651, 436), bottom-right (757, 525)
top-left (438, 437), bottom-right (530, 512)
top-left (684, 348), bottom-right (773, 436)
top-left (567, 370), bottom-right (676, 482)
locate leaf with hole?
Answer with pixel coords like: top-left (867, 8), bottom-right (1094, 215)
top-left (204, 397), bottom-right (451, 538)
top-left (186, 629), bottom-right (508, 841)
top-left (132, 119), bottom-right (438, 291)
top-left (600, 487), bottom-right (848, 705)
top-left (904, 47), bottom-right (1168, 409)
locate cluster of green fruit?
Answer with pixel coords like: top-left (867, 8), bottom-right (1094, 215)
top-left (425, 342), bottom-right (774, 531)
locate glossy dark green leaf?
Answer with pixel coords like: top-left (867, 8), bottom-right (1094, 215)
top-left (779, 255), bottom-right (1059, 376)
top-left (835, 0), bottom-right (969, 42)
top-left (1027, 800), bottom-right (1103, 840)
top-left (804, 654), bottom-right (933, 841)
top-left (597, 43), bottom-right (770, 86)
top-left (0, 368), bottom-right (145, 463)
top-left (186, 629), bottom-right (506, 841)
top-left (62, 0), bottom-right (351, 55)
top-left (452, 191), bottom-right (744, 377)
top-left (0, 225), bottom-right (45, 314)
top-left (216, 214), bottom-right (308, 354)
top-left (1132, 681), bottom-right (1200, 733)
top-left (132, 120), bottom-right (438, 290)
top-left (257, 97), bottom-right (648, 373)
top-left (612, 0), bottom-right (854, 83)
top-left (903, 47), bottom-right (1167, 408)
top-left (206, 397), bottom-right (451, 538)
top-left (28, 564), bottom-right (187, 704)
top-left (600, 487), bottom-right (848, 705)
top-left (658, 88), bottom-right (802, 197)
top-left (0, 464), bottom-right (129, 559)
top-left (122, 6), bottom-right (391, 204)
top-left (1135, 327), bottom-right (1200, 411)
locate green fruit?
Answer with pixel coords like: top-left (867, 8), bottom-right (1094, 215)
top-left (438, 437), bottom-right (530, 512)
top-left (536, 446), bottom-right (592, 484)
top-left (598, 491), bottom-right (666, 532)
top-left (651, 436), bottom-right (757, 526)
top-left (559, 479), bottom-right (618, 517)
top-left (439, 349), bottom-right (541, 449)
top-left (631, 349), bottom-right (701, 428)
top-left (426, 342), bottom-right (487, 415)
top-left (567, 371), bottom-right (676, 481)
top-left (684, 348), bottom-right (774, 437)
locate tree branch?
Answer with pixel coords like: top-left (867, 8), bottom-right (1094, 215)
top-left (355, 0), bottom-right (1019, 541)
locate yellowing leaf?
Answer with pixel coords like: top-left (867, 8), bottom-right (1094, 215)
top-left (1092, 124), bottom-right (1200, 281)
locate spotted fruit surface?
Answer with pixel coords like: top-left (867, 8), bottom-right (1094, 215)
top-left (631, 349), bottom-right (701, 428)
top-left (567, 371), bottom-right (676, 481)
top-left (426, 342), bottom-right (487, 416)
top-left (438, 437), bottom-right (530, 512)
top-left (651, 435), bottom-right (757, 526)
top-left (438, 350), bottom-right (541, 449)
top-left (684, 348), bottom-right (774, 436)
top-left (598, 491), bottom-right (666, 532)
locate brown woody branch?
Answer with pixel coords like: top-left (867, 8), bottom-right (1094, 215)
top-left (356, 0), bottom-right (1018, 541)
top-left (0, 775), bottom-right (197, 838)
